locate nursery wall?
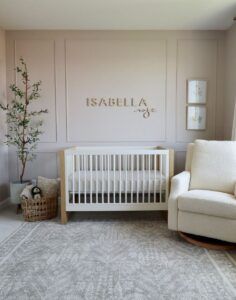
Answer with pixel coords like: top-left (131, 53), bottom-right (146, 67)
top-left (6, 30), bottom-right (225, 181)
top-left (225, 23), bottom-right (236, 139)
top-left (0, 28), bottom-right (9, 202)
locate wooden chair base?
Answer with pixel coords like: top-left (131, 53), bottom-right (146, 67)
top-left (179, 231), bottom-right (236, 250)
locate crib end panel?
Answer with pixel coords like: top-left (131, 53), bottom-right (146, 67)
top-left (169, 149), bottom-right (175, 180)
top-left (59, 150), bottom-right (69, 224)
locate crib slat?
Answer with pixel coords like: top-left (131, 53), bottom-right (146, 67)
top-left (136, 155), bottom-right (139, 203)
top-left (101, 155), bottom-right (104, 203)
top-left (95, 155), bottom-right (98, 204)
top-left (142, 154), bottom-right (145, 203)
top-left (77, 155), bottom-right (81, 204)
top-left (90, 155), bottom-right (92, 203)
top-left (113, 155), bottom-right (116, 203)
top-left (119, 154), bottom-right (122, 203)
top-left (131, 155), bottom-right (134, 203)
top-left (154, 155), bottom-right (157, 203)
top-left (72, 155), bottom-right (75, 204)
top-left (160, 154), bottom-right (162, 203)
top-left (107, 155), bottom-right (110, 203)
top-left (146, 155), bottom-right (148, 175)
top-left (84, 155), bottom-right (87, 203)
top-left (65, 154), bottom-right (69, 206)
top-left (148, 154), bottom-right (151, 203)
top-left (165, 153), bottom-right (169, 203)
top-left (125, 155), bottom-right (128, 203)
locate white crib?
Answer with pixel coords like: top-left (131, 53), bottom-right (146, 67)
top-left (60, 146), bottom-right (174, 224)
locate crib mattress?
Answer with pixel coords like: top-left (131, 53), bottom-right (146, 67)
top-left (68, 170), bottom-right (166, 193)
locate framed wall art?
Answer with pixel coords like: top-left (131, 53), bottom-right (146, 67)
top-left (186, 106), bottom-right (207, 130)
top-left (187, 79), bottom-right (207, 104)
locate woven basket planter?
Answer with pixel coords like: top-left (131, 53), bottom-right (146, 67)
top-left (21, 196), bottom-right (57, 222)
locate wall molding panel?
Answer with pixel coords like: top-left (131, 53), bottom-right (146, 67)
top-left (65, 38), bottom-right (167, 143)
top-left (14, 39), bottom-right (58, 143)
top-left (175, 39), bottom-right (219, 143)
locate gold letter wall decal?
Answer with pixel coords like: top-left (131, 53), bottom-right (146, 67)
top-left (85, 97), bottom-right (156, 119)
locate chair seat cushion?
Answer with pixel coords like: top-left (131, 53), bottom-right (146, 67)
top-left (178, 190), bottom-right (236, 219)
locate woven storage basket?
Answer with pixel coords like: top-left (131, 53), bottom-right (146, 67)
top-left (21, 196), bottom-right (57, 222)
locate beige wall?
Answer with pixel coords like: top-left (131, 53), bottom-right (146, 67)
top-left (6, 30), bottom-right (225, 180)
top-left (225, 23), bottom-right (236, 139)
top-left (0, 28), bottom-right (9, 201)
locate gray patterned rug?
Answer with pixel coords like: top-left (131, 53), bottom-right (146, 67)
top-left (0, 215), bottom-right (236, 300)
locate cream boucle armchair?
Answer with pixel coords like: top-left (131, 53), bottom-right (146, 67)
top-left (168, 140), bottom-right (236, 243)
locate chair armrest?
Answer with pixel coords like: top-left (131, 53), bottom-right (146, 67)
top-left (169, 171), bottom-right (191, 198)
top-left (168, 171), bottom-right (191, 231)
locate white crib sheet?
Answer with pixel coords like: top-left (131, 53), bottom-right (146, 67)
top-left (68, 170), bottom-right (166, 193)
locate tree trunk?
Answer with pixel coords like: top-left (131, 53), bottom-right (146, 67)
top-left (20, 160), bottom-right (26, 183)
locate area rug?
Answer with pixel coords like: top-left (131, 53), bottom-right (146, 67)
top-left (0, 217), bottom-right (236, 300)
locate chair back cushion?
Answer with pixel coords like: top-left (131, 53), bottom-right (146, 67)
top-left (190, 140), bottom-right (236, 194)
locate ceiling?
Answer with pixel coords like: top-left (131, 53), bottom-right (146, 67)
top-left (0, 0), bottom-right (236, 30)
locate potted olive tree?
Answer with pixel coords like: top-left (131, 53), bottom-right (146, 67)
top-left (0, 58), bottom-right (48, 208)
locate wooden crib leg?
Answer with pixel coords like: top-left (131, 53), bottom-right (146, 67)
top-left (61, 207), bottom-right (69, 224)
top-left (60, 193), bottom-right (69, 224)
top-left (60, 150), bottom-right (69, 224)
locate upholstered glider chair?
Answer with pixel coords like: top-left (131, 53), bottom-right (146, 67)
top-left (168, 140), bottom-right (236, 243)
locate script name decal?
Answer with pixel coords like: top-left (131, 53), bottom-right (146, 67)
top-left (86, 97), bottom-right (156, 119)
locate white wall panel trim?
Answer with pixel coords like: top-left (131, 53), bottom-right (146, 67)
top-left (6, 31), bottom-right (225, 177)
top-left (13, 39), bottom-right (58, 143)
top-left (175, 38), bottom-right (218, 143)
top-left (65, 38), bottom-right (168, 143)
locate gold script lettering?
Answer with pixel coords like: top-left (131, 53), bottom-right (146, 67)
top-left (86, 97), bottom-right (156, 119)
